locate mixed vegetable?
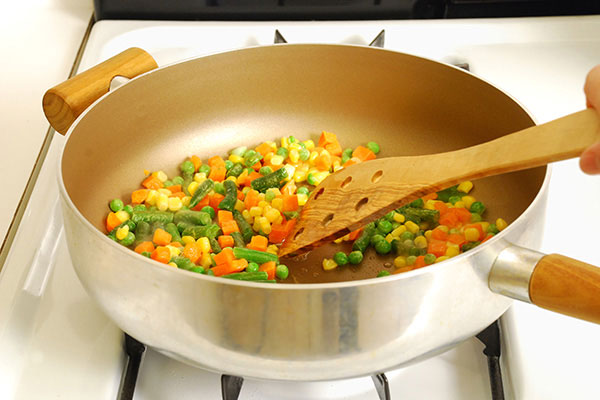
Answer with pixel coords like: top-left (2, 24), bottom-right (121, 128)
top-left (104, 131), bottom-right (508, 282)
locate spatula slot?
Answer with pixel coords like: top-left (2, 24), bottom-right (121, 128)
top-left (371, 170), bottom-right (383, 183)
top-left (294, 227), bottom-right (305, 239)
top-left (322, 213), bottom-right (334, 226)
top-left (341, 176), bottom-right (353, 188)
top-left (314, 187), bottom-right (325, 200)
top-left (355, 197), bottom-right (369, 211)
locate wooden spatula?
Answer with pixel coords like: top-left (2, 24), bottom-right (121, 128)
top-left (278, 109), bottom-right (600, 257)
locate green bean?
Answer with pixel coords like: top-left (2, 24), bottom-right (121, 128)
top-left (177, 221), bottom-right (194, 234)
top-left (233, 247), bottom-right (278, 264)
top-left (218, 180), bottom-right (238, 211)
top-left (201, 206), bottom-right (216, 219)
top-left (198, 164), bottom-right (211, 175)
top-left (131, 210), bottom-right (173, 225)
top-left (172, 256), bottom-right (195, 270)
top-left (209, 237), bottom-right (222, 253)
top-left (251, 167), bottom-right (288, 192)
top-left (119, 232), bottom-right (136, 247)
top-left (134, 221), bottom-right (152, 244)
top-left (213, 182), bottom-right (225, 195)
top-left (231, 231), bottom-right (246, 248)
top-left (189, 179), bottom-right (214, 208)
top-left (232, 210), bottom-right (253, 243)
top-left (180, 160), bottom-right (195, 176)
top-left (222, 271), bottom-right (270, 281)
top-left (165, 223), bottom-right (183, 244)
top-left (174, 210), bottom-right (212, 226)
top-left (244, 150), bottom-right (263, 167)
top-left (352, 222), bottom-right (376, 253)
top-left (226, 162), bottom-right (244, 178)
top-left (181, 225), bottom-right (208, 239)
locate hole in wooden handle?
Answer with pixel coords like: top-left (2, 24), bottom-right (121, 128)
top-left (355, 197), bottom-right (369, 211)
top-left (322, 213), bottom-right (334, 226)
top-left (294, 227), bottom-right (305, 239)
top-left (371, 170), bottom-right (383, 183)
top-left (314, 188), bottom-right (325, 200)
top-left (341, 176), bottom-right (352, 188)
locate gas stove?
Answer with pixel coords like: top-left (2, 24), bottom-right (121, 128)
top-left (1, 16), bottom-right (600, 400)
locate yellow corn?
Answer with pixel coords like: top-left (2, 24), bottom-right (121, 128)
top-left (187, 181), bottom-right (199, 196)
top-left (436, 225), bottom-right (449, 232)
top-left (464, 227), bottom-right (480, 242)
top-left (453, 201), bottom-right (466, 208)
top-left (200, 252), bottom-right (212, 268)
top-left (424, 230), bottom-right (433, 240)
top-left (197, 237), bottom-right (211, 253)
top-left (228, 154), bottom-right (243, 164)
top-left (194, 172), bottom-right (207, 183)
top-left (446, 245), bottom-right (460, 257)
top-left (155, 170), bottom-right (168, 182)
top-left (424, 200), bottom-right (438, 210)
top-left (264, 152), bottom-right (273, 164)
top-left (242, 186), bottom-right (251, 195)
top-left (234, 199), bottom-right (245, 212)
top-left (271, 197), bottom-right (283, 211)
top-left (116, 225), bottom-right (129, 240)
top-left (404, 220), bottom-right (419, 234)
top-left (242, 209), bottom-right (252, 223)
top-left (158, 188), bottom-right (172, 196)
top-left (297, 193), bottom-right (308, 206)
top-left (385, 234), bottom-right (394, 243)
top-left (266, 141), bottom-right (277, 151)
top-left (393, 213), bottom-right (405, 223)
top-left (462, 195), bottom-right (476, 209)
top-left (311, 171), bottom-right (330, 186)
top-left (334, 237), bottom-right (344, 244)
top-left (435, 256), bottom-right (450, 263)
top-left (270, 155), bottom-right (284, 166)
top-left (267, 188), bottom-right (282, 197)
top-left (322, 258), bottom-right (338, 271)
top-left (249, 206), bottom-right (263, 217)
top-left (166, 245), bottom-right (181, 258)
top-left (258, 217), bottom-right (271, 234)
top-left (419, 222), bottom-right (429, 231)
top-left (115, 210), bottom-right (130, 223)
top-left (157, 193), bottom-right (169, 211)
top-left (281, 137), bottom-right (289, 148)
top-left (168, 262), bottom-right (178, 268)
top-left (274, 214), bottom-right (283, 225)
top-left (168, 197), bottom-right (183, 212)
top-left (145, 190), bottom-right (158, 206)
top-left (266, 245), bottom-right (279, 255)
top-left (182, 236), bottom-right (196, 245)
top-left (293, 171), bottom-right (307, 183)
top-left (391, 225), bottom-right (406, 237)
top-left (496, 218), bottom-right (508, 231)
top-left (302, 139), bottom-right (315, 151)
top-left (414, 235), bottom-right (428, 249)
top-left (308, 151), bottom-right (319, 164)
top-left (181, 196), bottom-right (191, 207)
top-left (258, 200), bottom-right (268, 208)
top-left (226, 176), bottom-right (237, 183)
top-left (479, 222), bottom-right (490, 233)
top-left (394, 256), bottom-right (407, 268)
top-left (258, 193), bottom-right (266, 201)
top-left (264, 207), bottom-right (281, 223)
top-left (143, 169), bottom-right (150, 176)
top-left (457, 181), bottom-right (473, 193)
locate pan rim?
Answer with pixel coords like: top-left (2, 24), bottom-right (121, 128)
top-left (57, 43), bottom-right (550, 290)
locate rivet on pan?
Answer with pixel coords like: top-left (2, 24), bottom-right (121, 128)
top-left (322, 213), bottom-right (334, 226)
top-left (371, 170), bottom-right (383, 183)
top-left (341, 176), bottom-right (352, 188)
top-left (314, 188), bottom-right (325, 200)
top-left (294, 227), bottom-right (305, 240)
top-left (355, 197), bottom-right (369, 211)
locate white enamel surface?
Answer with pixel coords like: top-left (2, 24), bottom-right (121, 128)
top-left (1, 15), bottom-right (600, 399)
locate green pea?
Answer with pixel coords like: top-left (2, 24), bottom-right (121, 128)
top-left (265, 191), bottom-right (276, 202)
top-left (375, 240), bottom-right (392, 255)
top-left (247, 262), bottom-right (260, 273)
top-left (487, 223), bottom-right (499, 234)
top-left (259, 166), bottom-right (273, 176)
top-left (133, 204), bottom-right (147, 212)
top-left (198, 164), bottom-right (211, 175)
top-left (424, 253), bottom-right (436, 265)
top-left (384, 212), bottom-right (395, 221)
top-left (400, 231), bottom-right (415, 241)
top-left (341, 153), bottom-right (351, 164)
top-left (406, 255), bottom-right (417, 266)
top-left (448, 195), bottom-right (462, 205)
top-left (348, 251), bottom-right (363, 265)
top-left (224, 160), bottom-right (234, 170)
top-left (377, 270), bottom-right (391, 277)
top-left (299, 148), bottom-right (310, 161)
top-left (180, 160), bottom-right (195, 175)
top-left (214, 182), bottom-right (225, 195)
top-left (141, 251), bottom-right (152, 258)
top-left (109, 199), bottom-right (124, 212)
top-left (366, 141), bottom-right (380, 154)
top-left (172, 176), bottom-right (184, 185)
top-left (297, 186), bottom-right (309, 195)
top-left (206, 269), bottom-right (215, 276)
top-left (123, 205), bottom-right (134, 216)
top-left (288, 135), bottom-right (297, 143)
top-left (191, 267), bottom-right (205, 274)
top-left (377, 220), bottom-right (393, 234)
top-left (333, 252), bottom-right (348, 266)
top-left (163, 180), bottom-right (173, 187)
top-left (470, 201), bottom-right (486, 215)
top-left (306, 173), bottom-right (317, 186)
top-left (231, 146), bottom-right (247, 157)
top-left (462, 241), bottom-right (481, 252)
top-left (409, 198), bottom-right (424, 208)
top-left (370, 234), bottom-right (385, 246)
top-left (201, 206), bottom-right (216, 219)
top-left (276, 264), bottom-right (289, 280)
top-left (470, 213), bottom-right (482, 223)
top-left (276, 147), bottom-right (289, 159)
top-left (119, 232), bottom-right (135, 247)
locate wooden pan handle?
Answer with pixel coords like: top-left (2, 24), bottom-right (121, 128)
top-left (43, 47), bottom-right (158, 135)
top-left (530, 254), bottom-right (600, 324)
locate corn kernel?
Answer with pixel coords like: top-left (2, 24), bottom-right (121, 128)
top-left (457, 181), bottom-right (473, 193)
top-left (181, 196), bottom-right (191, 207)
top-left (297, 193), bottom-right (308, 206)
top-left (446, 245), bottom-right (460, 257)
top-left (258, 217), bottom-right (271, 234)
top-left (168, 196), bottom-right (183, 212)
top-left (334, 237), bottom-right (344, 244)
top-left (293, 171), bottom-right (307, 183)
top-left (419, 222), bottom-right (429, 230)
top-left (258, 193), bottom-right (265, 201)
top-left (116, 225), bottom-right (129, 240)
top-left (157, 193), bottom-right (169, 211)
top-left (226, 176), bottom-right (237, 183)
top-left (385, 234), bottom-right (394, 243)
top-left (234, 199), bottom-right (245, 212)
top-left (200, 253), bottom-right (212, 268)
top-left (266, 245), bottom-right (279, 255)
top-left (393, 213), bottom-right (405, 223)
top-left (143, 169), bottom-right (150, 176)
top-left (333, 165), bottom-right (344, 172)
top-left (311, 171), bottom-right (330, 186)
top-left (249, 206), bottom-right (263, 217)
top-left (302, 140), bottom-right (315, 151)
top-left (281, 137), bottom-right (289, 148)
top-left (479, 222), bottom-right (490, 233)
top-left (158, 188), bottom-right (171, 196)
top-left (182, 236), bottom-right (196, 245)
top-left (454, 201), bottom-right (466, 208)
top-left (228, 154), bottom-right (243, 164)
top-left (145, 190), bottom-right (158, 205)
top-left (394, 256), bottom-right (407, 268)
top-left (275, 214), bottom-right (283, 225)
top-left (242, 209), bottom-right (252, 223)
top-left (266, 141), bottom-right (277, 151)
top-left (462, 196), bottom-right (476, 209)
top-left (405, 220), bottom-right (419, 234)
top-left (166, 245), bottom-right (181, 258)
top-left (288, 142), bottom-right (301, 151)
top-left (270, 155), bottom-right (284, 165)
top-left (187, 181), bottom-right (199, 196)
top-left (332, 159), bottom-right (341, 170)
top-left (197, 237), bottom-right (211, 253)
top-left (271, 197), bottom-right (283, 211)
top-left (322, 258), bottom-right (338, 271)
top-left (424, 200), bottom-right (438, 210)
top-left (115, 210), bottom-right (130, 223)
top-left (436, 225), bottom-right (449, 232)
top-left (264, 207), bottom-right (281, 223)
top-left (414, 235), bottom-right (428, 248)
top-left (168, 262), bottom-right (178, 268)
top-left (464, 228), bottom-right (480, 242)
top-left (264, 152), bottom-right (273, 164)
top-left (242, 186), bottom-right (251, 194)
top-left (496, 218), bottom-right (508, 231)
top-left (288, 149), bottom-right (300, 163)
top-left (391, 225), bottom-right (406, 237)
top-left (308, 151), bottom-right (319, 164)
top-left (435, 256), bottom-right (450, 263)
top-left (194, 172), bottom-right (207, 183)
top-left (258, 200), bottom-right (268, 208)
top-left (155, 170), bottom-right (168, 182)
top-left (424, 230), bottom-right (433, 240)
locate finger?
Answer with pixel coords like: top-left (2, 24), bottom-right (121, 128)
top-left (580, 141), bottom-right (600, 175)
top-left (584, 64), bottom-right (600, 111)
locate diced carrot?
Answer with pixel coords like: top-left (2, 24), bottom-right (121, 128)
top-left (237, 169), bottom-right (249, 186)
top-left (247, 171), bottom-right (263, 183)
top-left (342, 157), bottom-right (360, 167)
top-left (167, 184), bottom-right (182, 193)
top-left (213, 247), bottom-right (234, 267)
top-left (464, 223), bottom-right (485, 240)
top-left (153, 228), bottom-right (172, 246)
top-left (422, 192), bottom-right (438, 201)
top-left (348, 228), bottom-right (363, 241)
top-left (217, 210), bottom-right (234, 226)
top-left (208, 155), bottom-right (226, 168)
top-left (434, 201), bottom-right (449, 215)
top-left (190, 155), bottom-right (202, 171)
top-left (134, 241), bottom-right (155, 254)
top-left (218, 235), bottom-right (235, 249)
top-left (131, 189), bottom-right (149, 204)
top-left (413, 255), bottom-right (426, 269)
top-left (106, 212), bottom-right (122, 232)
top-left (208, 165), bottom-right (227, 182)
top-left (151, 247), bottom-right (171, 264)
top-left (251, 160), bottom-right (262, 171)
top-left (453, 207), bottom-right (472, 224)
top-left (237, 190), bottom-right (245, 200)
top-left (209, 193), bottom-right (225, 210)
top-left (428, 240), bottom-right (447, 258)
top-left (431, 228), bottom-right (448, 241)
top-left (439, 212), bottom-right (459, 228)
top-left (168, 241), bottom-right (183, 248)
top-left (191, 195), bottom-right (210, 211)
top-left (212, 258), bottom-right (248, 277)
top-left (259, 261), bottom-right (277, 280)
top-left (324, 141), bottom-right (342, 156)
top-left (221, 220), bottom-right (240, 235)
top-left (318, 131), bottom-right (338, 147)
top-left (314, 153), bottom-right (332, 171)
top-left (447, 233), bottom-right (466, 246)
top-left (142, 175), bottom-right (163, 190)
top-left (244, 189), bottom-right (260, 209)
top-left (269, 219), bottom-right (296, 244)
top-left (255, 142), bottom-right (274, 156)
top-left (247, 235), bottom-right (269, 252)
top-left (352, 145), bottom-right (376, 161)
top-left (393, 266), bottom-right (416, 274)
top-left (170, 191), bottom-right (186, 199)
top-left (281, 180), bottom-right (296, 196)
top-left (183, 242), bottom-right (202, 263)
top-left (481, 234), bottom-right (494, 244)
top-left (282, 195), bottom-right (299, 212)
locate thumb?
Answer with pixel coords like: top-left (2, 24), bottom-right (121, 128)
top-left (580, 141), bottom-right (600, 175)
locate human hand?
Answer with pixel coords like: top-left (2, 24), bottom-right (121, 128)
top-left (580, 64), bottom-right (600, 174)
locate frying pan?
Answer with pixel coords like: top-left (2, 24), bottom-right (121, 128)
top-left (43, 45), bottom-right (600, 380)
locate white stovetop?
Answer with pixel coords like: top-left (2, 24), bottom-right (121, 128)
top-left (1, 15), bottom-right (600, 400)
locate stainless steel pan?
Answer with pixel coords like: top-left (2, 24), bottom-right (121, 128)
top-left (44, 45), bottom-right (600, 380)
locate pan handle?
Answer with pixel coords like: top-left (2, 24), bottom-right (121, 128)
top-left (489, 245), bottom-right (600, 324)
top-left (42, 47), bottom-right (158, 135)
